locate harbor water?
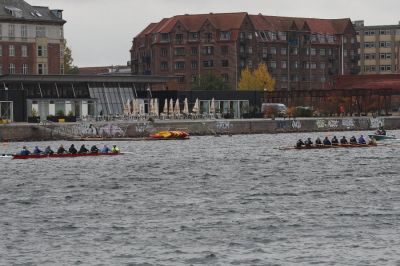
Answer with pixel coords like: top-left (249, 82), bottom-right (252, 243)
top-left (1, 131), bottom-right (400, 265)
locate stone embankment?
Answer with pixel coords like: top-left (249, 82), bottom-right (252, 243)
top-left (0, 116), bottom-right (398, 141)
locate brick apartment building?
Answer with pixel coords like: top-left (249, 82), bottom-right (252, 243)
top-left (130, 12), bottom-right (359, 91)
top-left (0, 0), bottom-right (65, 75)
top-left (354, 20), bottom-right (400, 75)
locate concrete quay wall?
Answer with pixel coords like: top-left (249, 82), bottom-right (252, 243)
top-left (0, 116), bottom-right (399, 141)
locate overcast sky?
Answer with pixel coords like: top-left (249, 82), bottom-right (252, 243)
top-left (27, 0), bottom-right (400, 67)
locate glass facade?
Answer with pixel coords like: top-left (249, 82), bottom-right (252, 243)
top-left (88, 83), bottom-right (136, 116)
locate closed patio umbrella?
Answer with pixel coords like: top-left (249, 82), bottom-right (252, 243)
top-left (169, 99), bottom-right (174, 115)
top-left (174, 98), bottom-right (180, 115)
top-left (183, 98), bottom-right (189, 115)
top-left (192, 98), bottom-right (199, 114)
top-left (163, 98), bottom-right (168, 114)
top-left (210, 98), bottom-right (215, 114)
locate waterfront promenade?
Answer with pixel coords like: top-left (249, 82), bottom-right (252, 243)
top-left (0, 116), bottom-right (399, 141)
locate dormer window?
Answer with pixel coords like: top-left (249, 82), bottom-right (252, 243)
top-left (220, 31), bottom-right (231, 41)
top-left (34, 10), bottom-right (42, 17)
top-left (5, 6), bottom-right (22, 18)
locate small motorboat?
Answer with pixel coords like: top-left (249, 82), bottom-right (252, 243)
top-left (368, 134), bottom-right (396, 141)
top-left (149, 130), bottom-right (189, 140)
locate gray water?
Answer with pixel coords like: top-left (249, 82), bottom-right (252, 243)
top-left (1, 131), bottom-right (400, 266)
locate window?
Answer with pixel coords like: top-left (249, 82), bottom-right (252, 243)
top-left (247, 32), bottom-right (253, 40)
top-left (303, 61), bottom-right (310, 69)
top-left (247, 60), bottom-right (253, 68)
top-left (292, 61), bottom-right (299, 69)
top-left (205, 32), bottom-right (213, 43)
top-left (174, 61), bottom-right (185, 70)
top-left (221, 60), bottom-right (229, 67)
top-left (203, 60), bottom-right (213, 68)
top-left (281, 48), bottom-right (287, 55)
top-left (221, 46), bottom-right (228, 55)
top-left (9, 45), bottom-right (15, 56)
top-left (380, 41), bottom-right (391, 48)
top-left (320, 76), bottom-right (326, 83)
top-left (351, 37), bottom-right (355, 44)
top-left (270, 47), bottom-right (276, 54)
top-left (320, 62), bottom-right (325, 69)
top-left (270, 32), bottom-right (277, 41)
top-left (248, 46), bottom-right (253, 54)
top-left (21, 25), bottom-right (27, 39)
top-left (191, 75), bottom-right (197, 83)
top-left (291, 47), bottom-right (298, 55)
top-left (191, 61), bottom-right (198, 69)
top-left (9, 63), bottom-right (15, 74)
top-left (161, 48), bottom-right (168, 57)
top-left (22, 64), bottom-right (28, 74)
top-left (38, 63), bottom-right (47, 74)
top-left (320, 49), bottom-right (326, 56)
top-left (221, 73), bottom-right (229, 82)
top-left (21, 45), bottom-right (27, 57)
top-left (268, 61), bottom-right (277, 69)
top-left (203, 46), bottom-right (213, 55)
top-left (343, 50), bottom-right (348, 57)
top-left (175, 34), bottom-right (183, 44)
top-left (278, 32), bottom-right (287, 41)
top-left (364, 42), bottom-right (375, 48)
top-left (177, 76), bottom-right (185, 83)
top-left (220, 31), bottom-right (231, 40)
top-left (37, 45), bottom-right (47, 57)
top-left (311, 48), bottom-right (316, 56)
top-left (8, 24), bottom-right (15, 38)
top-left (160, 61), bottom-right (168, 70)
top-left (189, 32), bottom-right (199, 41)
top-left (160, 33), bottom-right (169, 42)
top-left (262, 47), bottom-right (268, 58)
top-left (281, 61), bottom-right (287, 69)
top-left (191, 47), bottom-right (198, 55)
top-left (36, 26), bottom-right (46, 37)
top-left (380, 29), bottom-right (390, 35)
top-left (174, 47), bottom-right (185, 56)
top-left (310, 62), bottom-right (317, 69)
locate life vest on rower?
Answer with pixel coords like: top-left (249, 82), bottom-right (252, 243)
top-left (111, 145), bottom-right (120, 153)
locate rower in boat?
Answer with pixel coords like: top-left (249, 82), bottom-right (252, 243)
top-left (57, 144), bottom-right (67, 154)
top-left (331, 136), bottom-right (339, 145)
top-left (315, 137), bottom-right (322, 145)
top-left (78, 144), bottom-right (89, 154)
top-left (101, 145), bottom-right (110, 153)
top-left (111, 145), bottom-right (120, 153)
top-left (44, 146), bottom-right (54, 155)
top-left (20, 146), bottom-right (31, 156)
top-left (358, 135), bottom-right (367, 144)
top-left (69, 144), bottom-right (78, 154)
top-left (340, 136), bottom-right (348, 145)
top-left (304, 138), bottom-right (313, 147)
top-left (376, 126), bottom-right (386, 136)
top-left (90, 145), bottom-right (99, 153)
top-left (33, 146), bottom-right (43, 155)
top-left (350, 136), bottom-right (357, 144)
top-left (296, 139), bottom-right (305, 148)
top-left (323, 136), bottom-right (332, 146)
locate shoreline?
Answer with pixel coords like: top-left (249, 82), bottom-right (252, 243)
top-left (0, 116), bottom-right (398, 142)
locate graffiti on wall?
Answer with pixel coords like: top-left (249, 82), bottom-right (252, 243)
top-left (327, 120), bottom-right (339, 128)
top-left (135, 122), bottom-right (153, 133)
top-left (292, 120), bottom-right (302, 129)
top-left (98, 124), bottom-right (126, 137)
top-left (216, 121), bottom-right (232, 131)
top-left (316, 119), bottom-right (326, 129)
top-left (73, 123), bottom-right (98, 137)
top-left (342, 119), bottom-right (355, 129)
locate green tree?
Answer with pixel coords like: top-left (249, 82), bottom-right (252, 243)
top-left (63, 40), bottom-right (79, 74)
top-left (191, 72), bottom-right (231, 90)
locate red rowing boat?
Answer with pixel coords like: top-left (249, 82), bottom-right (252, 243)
top-left (12, 152), bottom-right (121, 160)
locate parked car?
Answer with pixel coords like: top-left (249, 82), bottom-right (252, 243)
top-left (261, 103), bottom-right (288, 117)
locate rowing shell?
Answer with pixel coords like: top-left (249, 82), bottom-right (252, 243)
top-left (280, 143), bottom-right (377, 150)
top-left (12, 152), bottom-right (122, 160)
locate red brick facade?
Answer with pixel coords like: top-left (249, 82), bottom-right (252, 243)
top-left (131, 12), bottom-right (359, 91)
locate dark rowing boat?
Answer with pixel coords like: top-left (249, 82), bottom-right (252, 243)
top-left (368, 134), bottom-right (396, 141)
top-left (294, 143), bottom-right (377, 150)
top-left (13, 152), bottom-right (121, 160)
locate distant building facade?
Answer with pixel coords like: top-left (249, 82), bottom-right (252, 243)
top-left (131, 12), bottom-right (359, 91)
top-left (0, 0), bottom-right (65, 75)
top-left (354, 20), bottom-right (400, 75)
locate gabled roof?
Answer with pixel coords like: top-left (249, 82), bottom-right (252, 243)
top-left (140, 12), bottom-right (248, 36)
top-left (250, 14), bottom-right (352, 34)
top-left (0, 0), bottom-right (65, 24)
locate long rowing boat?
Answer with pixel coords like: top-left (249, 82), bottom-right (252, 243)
top-left (294, 143), bottom-right (377, 150)
top-left (12, 152), bottom-right (121, 160)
